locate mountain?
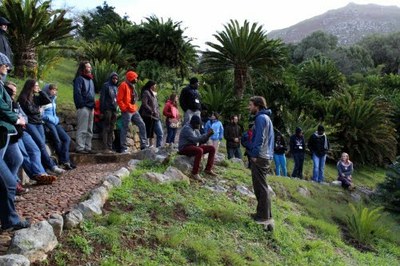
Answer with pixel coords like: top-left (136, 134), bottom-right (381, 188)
top-left (268, 3), bottom-right (400, 45)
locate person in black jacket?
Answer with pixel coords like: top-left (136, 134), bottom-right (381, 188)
top-left (308, 125), bottom-right (330, 183)
top-left (273, 132), bottom-right (287, 176)
top-left (179, 77), bottom-right (201, 126)
top-left (100, 72), bottom-right (118, 153)
top-left (224, 114), bottom-right (243, 159)
top-left (289, 127), bottom-right (306, 179)
top-left (0, 17), bottom-right (12, 64)
top-left (17, 79), bottom-right (65, 175)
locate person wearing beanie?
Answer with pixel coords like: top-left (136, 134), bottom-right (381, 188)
top-left (0, 52), bottom-right (31, 231)
top-left (178, 115), bottom-right (217, 182)
top-left (179, 77), bottom-right (202, 126)
top-left (116, 70), bottom-right (147, 152)
top-left (308, 124), bottom-right (330, 183)
top-left (289, 127), bottom-right (305, 178)
top-left (100, 72), bottom-right (119, 153)
top-left (0, 16), bottom-right (12, 64)
top-left (73, 61), bottom-right (96, 154)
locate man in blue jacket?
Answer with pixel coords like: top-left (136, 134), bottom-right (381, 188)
top-left (244, 96), bottom-right (274, 231)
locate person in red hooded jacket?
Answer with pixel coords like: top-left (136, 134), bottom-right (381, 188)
top-left (163, 93), bottom-right (180, 146)
top-left (116, 71), bottom-right (147, 152)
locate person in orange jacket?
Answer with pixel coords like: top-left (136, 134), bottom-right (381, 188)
top-left (116, 71), bottom-right (147, 152)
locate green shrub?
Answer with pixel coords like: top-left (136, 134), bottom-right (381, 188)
top-left (346, 203), bottom-right (388, 245)
top-left (376, 159), bottom-right (400, 212)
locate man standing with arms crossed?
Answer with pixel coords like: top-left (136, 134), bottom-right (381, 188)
top-left (244, 96), bottom-right (275, 231)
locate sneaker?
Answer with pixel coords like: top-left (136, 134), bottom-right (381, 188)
top-left (86, 149), bottom-right (98, 154)
top-left (75, 149), bottom-right (88, 154)
top-left (16, 182), bottom-right (29, 195)
top-left (52, 166), bottom-right (66, 175)
top-left (32, 174), bottom-right (57, 185)
top-left (190, 173), bottom-right (205, 183)
top-left (62, 162), bottom-right (74, 170)
top-left (204, 170), bottom-right (218, 176)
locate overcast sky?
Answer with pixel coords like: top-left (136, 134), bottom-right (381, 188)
top-left (53, 0), bottom-right (400, 50)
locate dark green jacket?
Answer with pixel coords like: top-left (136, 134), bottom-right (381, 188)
top-left (0, 81), bottom-right (17, 148)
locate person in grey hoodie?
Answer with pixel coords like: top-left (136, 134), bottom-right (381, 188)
top-left (100, 72), bottom-right (119, 153)
top-left (178, 115), bottom-right (216, 181)
top-left (244, 96), bottom-right (274, 231)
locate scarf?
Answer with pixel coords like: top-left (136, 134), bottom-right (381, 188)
top-left (314, 131), bottom-right (328, 150)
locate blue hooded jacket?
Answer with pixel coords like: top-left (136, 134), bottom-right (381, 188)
top-left (246, 108), bottom-right (274, 159)
top-left (41, 84), bottom-right (59, 126)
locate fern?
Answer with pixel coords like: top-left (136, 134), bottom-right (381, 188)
top-left (346, 203), bottom-right (388, 245)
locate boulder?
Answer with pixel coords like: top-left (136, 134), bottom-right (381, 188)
top-left (214, 152), bottom-right (226, 165)
top-left (236, 185), bottom-right (256, 198)
top-left (78, 198), bottom-right (103, 218)
top-left (127, 159), bottom-right (141, 171)
top-left (204, 184), bottom-right (228, 193)
top-left (163, 166), bottom-right (190, 183)
top-left (103, 175), bottom-right (122, 188)
top-left (113, 167), bottom-right (130, 179)
top-left (297, 186), bottom-right (311, 197)
top-left (47, 213), bottom-right (64, 237)
top-left (230, 158), bottom-right (245, 166)
top-left (8, 221), bottom-right (58, 263)
top-left (89, 186), bottom-right (109, 205)
top-left (142, 172), bottom-right (169, 183)
top-left (0, 254), bottom-right (30, 266)
top-left (64, 209), bottom-right (83, 229)
top-left (174, 155), bottom-right (196, 175)
top-left (132, 147), bottom-right (158, 160)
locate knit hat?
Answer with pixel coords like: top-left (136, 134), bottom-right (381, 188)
top-left (190, 115), bottom-right (201, 126)
top-left (317, 125), bottom-right (325, 132)
top-left (126, 71), bottom-right (138, 82)
top-left (0, 17), bottom-right (10, 26)
top-left (189, 77), bottom-right (198, 85)
top-left (295, 127), bottom-right (302, 134)
top-left (0, 52), bottom-right (12, 68)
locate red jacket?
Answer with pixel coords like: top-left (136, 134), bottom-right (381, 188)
top-left (163, 99), bottom-right (180, 120)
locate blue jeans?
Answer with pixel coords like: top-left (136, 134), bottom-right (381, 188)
top-left (153, 120), bottom-right (163, 147)
top-left (45, 123), bottom-right (71, 164)
top-left (18, 131), bottom-right (46, 178)
top-left (227, 146), bottom-right (242, 159)
top-left (0, 135), bottom-right (22, 229)
top-left (166, 123), bottom-right (177, 144)
top-left (120, 112), bottom-right (147, 150)
top-left (291, 152), bottom-right (305, 178)
top-left (26, 123), bottom-right (56, 170)
top-left (4, 141), bottom-right (24, 182)
top-left (273, 153), bottom-right (287, 176)
top-left (312, 153), bottom-right (326, 182)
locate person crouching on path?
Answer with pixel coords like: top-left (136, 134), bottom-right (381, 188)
top-left (178, 115), bottom-right (217, 182)
top-left (243, 96), bottom-right (275, 231)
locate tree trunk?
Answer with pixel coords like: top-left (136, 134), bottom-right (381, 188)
top-left (234, 67), bottom-right (247, 99)
top-left (14, 44), bottom-right (37, 79)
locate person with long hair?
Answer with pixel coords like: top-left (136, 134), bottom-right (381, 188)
top-left (17, 79), bottom-right (65, 175)
top-left (139, 80), bottom-right (163, 148)
top-left (337, 152), bottom-right (355, 190)
top-left (163, 93), bottom-right (180, 146)
top-left (73, 61), bottom-right (95, 153)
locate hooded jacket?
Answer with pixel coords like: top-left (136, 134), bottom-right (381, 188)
top-left (41, 84), bottom-right (60, 126)
top-left (163, 99), bottom-right (180, 120)
top-left (178, 124), bottom-right (210, 151)
top-left (117, 71), bottom-right (139, 113)
top-left (100, 72), bottom-right (118, 112)
top-left (19, 90), bottom-right (51, 125)
top-left (245, 109), bottom-right (274, 160)
top-left (0, 29), bottom-right (12, 63)
top-left (204, 119), bottom-right (224, 141)
top-left (139, 88), bottom-right (160, 120)
top-left (0, 81), bottom-right (17, 138)
top-left (73, 74), bottom-right (95, 109)
top-left (308, 132), bottom-right (330, 157)
top-left (179, 84), bottom-right (201, 112)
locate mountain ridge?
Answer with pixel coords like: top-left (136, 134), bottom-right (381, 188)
top-left (268, 3), bottom-right (400, 45)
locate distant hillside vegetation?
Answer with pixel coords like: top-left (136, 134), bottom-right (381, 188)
top-left (268, 3), bottom-right (400, 45)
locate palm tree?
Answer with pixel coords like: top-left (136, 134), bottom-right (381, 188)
top-left (201, 19), bottom-right (287, 98)
top-left (0, 0), bottom-right (76, 78)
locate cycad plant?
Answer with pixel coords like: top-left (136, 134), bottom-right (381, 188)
top-left (346, 203), bottom-right (388, 245)
top-left (78, 41), bottom-right (130, 68)
top-left (91, 60), bottom-right (124, 93)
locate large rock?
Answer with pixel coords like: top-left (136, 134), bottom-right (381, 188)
top-left (142, 169), bottom-right (189, 184)
top-left (113, 167), bottom-right (130, 179)
top-left (127, 159), bottom-right (141, 171)
top-left (64, 208), bottom-right (83, 229)
top-left (173, 155), bottom-right (196, 175)
top-left (230, 158), bottom-right (245, 166)
top-left (214, 152), bottom-right (226, 165)
top-left (132, 147), bottom-right (158, 160)
top-left (0, 254), bottom-right (30, 266)
top-left (103, 175), bottom-right (122, 188)
top-left (204, 184), bottom-right (228, 193)
top-left (89, 186), bottom-right (109, 205)
top-left (236, 185), bottom-right (256, 198)
top-left (8, 221), bottom-right (58, 263)
top-left (47, 213), bottom-right (64, 237)
top-left (297, 186), bottom-right (311, 197)
top-left (78, 198), bottom-right (103, 218)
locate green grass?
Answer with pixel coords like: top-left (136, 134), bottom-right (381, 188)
top-left (42, 159), bottom-right (400, 266)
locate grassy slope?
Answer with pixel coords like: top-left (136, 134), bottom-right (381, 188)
top-left (45, 160), bottom-right (399, 266)
top-left (29, 58), bottom-right (398, 265)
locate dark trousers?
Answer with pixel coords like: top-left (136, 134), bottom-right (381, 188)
top-left (227, 146), bottom-right (242, 159)
top-left (102, 110), bottom-right (117, 150)
top-left (291, 152), bottom-right (305, 178)
top-left (179, 145), bottom-right (215, 175)
top-left (251, 157), bottom-right (272, 220)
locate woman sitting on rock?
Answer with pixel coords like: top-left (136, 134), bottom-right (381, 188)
top-left (337, 152), bottom-right (355, 190)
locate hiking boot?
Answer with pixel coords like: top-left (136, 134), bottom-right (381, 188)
top-left (32, 174), bottom-right (57, 185)
top-left (2, 219), bottom-right (31, 232)
top-left (16, 182), bottom-right (29, 195)
top-left (204, 170), bottom-right (217, 176)
top-left (62, 162), bottom-right (75, 170)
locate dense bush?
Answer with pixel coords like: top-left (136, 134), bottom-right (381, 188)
top-left (376, 159), bottom-right (400, 212)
